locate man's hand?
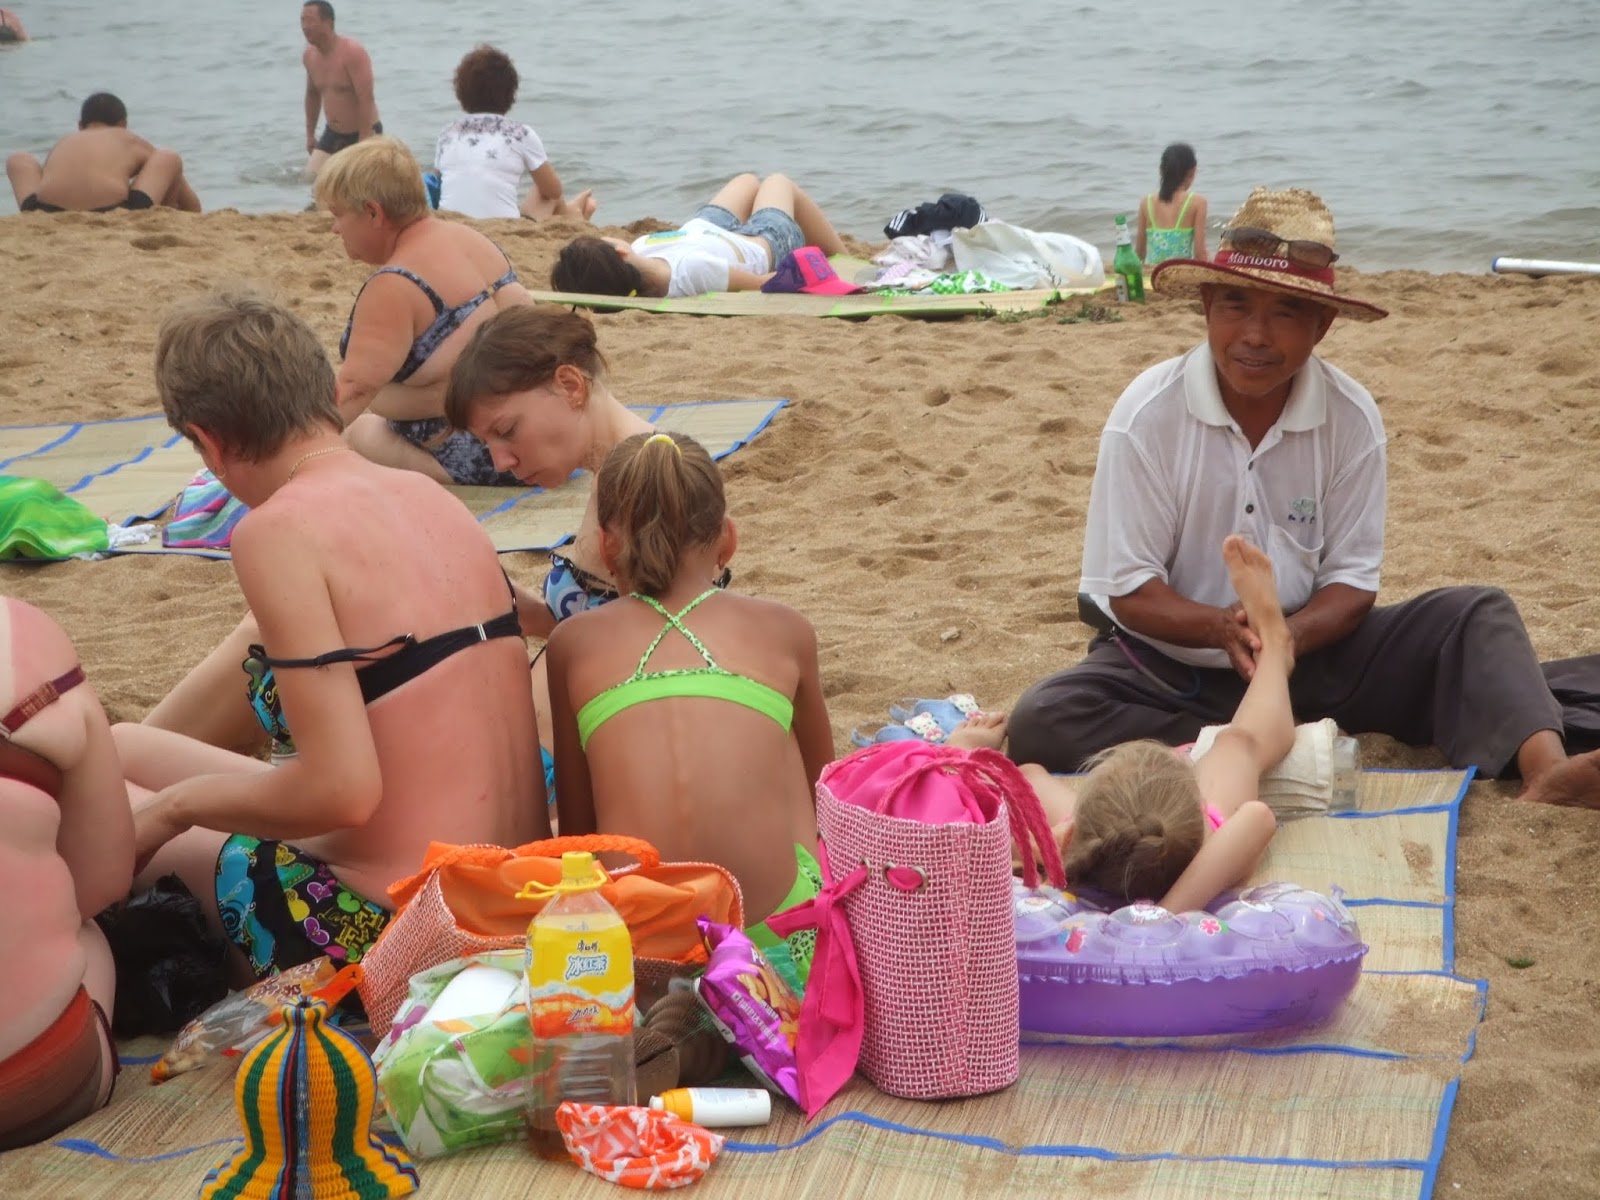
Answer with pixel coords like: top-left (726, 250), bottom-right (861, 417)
top-left (1216, 602), bottom-right (1261, 680)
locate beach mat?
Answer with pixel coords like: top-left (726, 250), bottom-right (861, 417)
top-left (0, 770), bottom-right (1482, 1199)
top-left (522, 255), bottom-right (1096, 318)
top-left (0, 399), bottom-right (786, 559)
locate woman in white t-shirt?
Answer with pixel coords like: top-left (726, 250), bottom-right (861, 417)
top-left (550, 172), bottom-right (847, 299)
top-left (434, 45), bottom-right (597, 222)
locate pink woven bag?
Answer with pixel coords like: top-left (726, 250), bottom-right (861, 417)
top-left (810, 740), bottom-right (1064, 1100)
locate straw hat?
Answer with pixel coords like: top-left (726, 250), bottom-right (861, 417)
top-left (1151, 187), bottom-right (1388, 322)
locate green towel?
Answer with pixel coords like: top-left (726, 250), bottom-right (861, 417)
top-left (0, 475), bottom-right (111, 560)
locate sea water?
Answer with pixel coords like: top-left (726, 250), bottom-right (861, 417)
top-left (1, 0), bottom-right (1596, 272)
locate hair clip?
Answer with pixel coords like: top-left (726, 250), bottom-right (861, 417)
top-left (645, 432), bottom-right (681, 456)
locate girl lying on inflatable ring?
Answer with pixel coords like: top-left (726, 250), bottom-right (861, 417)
top-left (952, 535), bottom-right (1288, 915)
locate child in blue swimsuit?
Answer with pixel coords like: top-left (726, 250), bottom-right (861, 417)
top-left (1135, 142), bottom-right (1209, 267)
top-left (543, 432), bottom-right (834, 989)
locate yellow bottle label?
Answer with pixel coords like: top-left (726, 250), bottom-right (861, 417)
top-left (525, 914), bottom-right (635, 1039)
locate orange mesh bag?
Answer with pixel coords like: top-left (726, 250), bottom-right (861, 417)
top-left (358, 835), bottom-right (743, 1035)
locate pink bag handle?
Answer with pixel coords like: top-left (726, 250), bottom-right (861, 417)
top-left (833, 742), bottom-right (1065, 890)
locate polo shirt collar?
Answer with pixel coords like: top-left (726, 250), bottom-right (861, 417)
top-left (1183, 344), bottom-right (1328, 432)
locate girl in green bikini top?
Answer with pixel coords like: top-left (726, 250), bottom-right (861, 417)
top-left (1137, 142), bottom-right (1209, 267)
top-left (544, 431), bottom-right (834, 929)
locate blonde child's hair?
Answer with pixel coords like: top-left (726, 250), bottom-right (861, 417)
top-left (1064, 740), bottom-right (1206, 904)
top-left (313, 135), bottom-right (429, 224)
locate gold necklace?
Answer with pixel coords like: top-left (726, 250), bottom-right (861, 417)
top-left (285, 445), bottom-right (348, 482)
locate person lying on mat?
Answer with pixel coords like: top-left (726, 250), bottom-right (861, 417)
top-left (6, 92), bottom-right (202, 214)
top-left (544, 432), bottom-right (832, 985)
top-left (951, 537), bottom-right (1285, 915)
top-left (435, 44), bottom-right (597, 222)
top-left (0, 598), bottom-right (131, 1150)
top-left (550, 172), bottom-right (847, 299)
top-left (1003, 185), bottom-right (1600, 808)
top-left (117, 289), bottom-right (547, 984)
top-left (315, 136), bottom-right (533, 486)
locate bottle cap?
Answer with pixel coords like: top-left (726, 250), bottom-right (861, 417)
top-left (648, 1096), bottom-right (664, 1112)
top-left (560, 851), bottom-right (596, 883)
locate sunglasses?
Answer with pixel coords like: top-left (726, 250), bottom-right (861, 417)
top-left (1222, 226), bottom-right (1339, 270)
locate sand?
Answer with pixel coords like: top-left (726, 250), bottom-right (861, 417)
top-left (3, 208), bottom-right (1599, 1197)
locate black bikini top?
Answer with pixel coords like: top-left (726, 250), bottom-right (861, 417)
top-left (246, 574), bottom-right (521, 708)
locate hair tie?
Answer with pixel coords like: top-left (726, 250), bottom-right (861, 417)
top-left (645, 432), bottom-right (681, 457)
top-left (627, 289), bottom-right (638, 298)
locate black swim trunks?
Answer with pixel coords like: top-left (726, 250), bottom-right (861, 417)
top-left (20, 189), bottom-right (154, 214)
top-left (388, 416), bottom-right (522, 486)
top-left (316, 120), bottom-right (384, 156)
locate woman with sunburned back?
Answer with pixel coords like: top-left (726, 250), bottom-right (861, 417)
top-left (0, 600), bottom-right (130, 1149)
top-left (954, 536), bottom-right (1285, 914)
top-left (544, 432), bottom-right (833, 986)
top-left (116, 289), bottom-right (545, 984)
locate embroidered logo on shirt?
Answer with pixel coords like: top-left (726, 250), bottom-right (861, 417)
top-left (1287, 497), bottom-right (1317, 525)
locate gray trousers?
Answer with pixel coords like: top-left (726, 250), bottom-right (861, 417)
top-left (1008, 586), bottom-right (1600, 777)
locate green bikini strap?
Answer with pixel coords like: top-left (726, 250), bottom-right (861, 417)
top-left (628, 590), bottom-right (722, 679)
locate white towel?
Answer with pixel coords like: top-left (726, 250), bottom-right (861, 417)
top-left (1190, 718), bottom-right (1337, 817)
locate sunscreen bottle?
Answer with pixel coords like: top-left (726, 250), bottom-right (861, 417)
top-left (649, 1087), bottom-right (772, 1128)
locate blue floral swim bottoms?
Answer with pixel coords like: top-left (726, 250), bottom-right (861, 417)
top-left (215, 835), bottom-right (391, 980)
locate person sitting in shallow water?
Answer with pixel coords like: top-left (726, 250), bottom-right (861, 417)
top-left (6, 92), bottom-right (201, 214)
top-left (118, 288), bottom-right (546, 983)
top-left (435, 44), bottom-right (597, 222)
top-left (546, 431), bottom-right (832, 983)
top-left (0, 598), bottom-right (131, 1150)
top-left (551, 172), bottom-right (847, 299)
top-left (950, 536), bottom-right (1285, 914)
top-left (0, 8), bottom-right (28, 43)
top-left (316, 135), bottom-right (532, 486)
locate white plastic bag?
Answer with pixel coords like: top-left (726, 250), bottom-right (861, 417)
top-left (951, 221), bottom-right (1106, 291)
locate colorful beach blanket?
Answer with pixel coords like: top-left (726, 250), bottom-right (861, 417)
top-left (0, 769), bottom-right (1482, 1200)
top-left (0, 400), bottom-right (786, 559)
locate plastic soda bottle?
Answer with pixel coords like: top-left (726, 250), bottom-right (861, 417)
top-left (520, 851), bottom-right (637, 1159)
top-left (1112, 214), bottom-right (1145, 303)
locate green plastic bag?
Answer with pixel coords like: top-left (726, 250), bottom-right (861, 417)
top-left (372, 951), bottom-right (537, 1159)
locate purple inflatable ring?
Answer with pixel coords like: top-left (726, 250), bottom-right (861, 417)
top-left (1014, 880), bottom-right (1368, 1037)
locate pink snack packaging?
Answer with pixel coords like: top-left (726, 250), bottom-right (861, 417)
top-left (693, 917), bottom-right (801, 1106)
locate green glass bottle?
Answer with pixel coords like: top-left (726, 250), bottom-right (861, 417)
top-left (1112, 214), bottom-right (1145, 303)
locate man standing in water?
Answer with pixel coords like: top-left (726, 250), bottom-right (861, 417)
top-left (301, 1), bottom-right (381, 179)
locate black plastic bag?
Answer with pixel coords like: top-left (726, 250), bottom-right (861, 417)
top-left (95, 873), bottom-right (232, 1036)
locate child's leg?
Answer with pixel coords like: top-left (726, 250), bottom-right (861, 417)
top-left (1192, 536), bottom-right (1296, 817)
top-left (705, 173), bottom-right (760, 221)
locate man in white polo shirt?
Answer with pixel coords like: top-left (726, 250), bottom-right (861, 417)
top-left (1007, 187), bottom-right (1600, 808)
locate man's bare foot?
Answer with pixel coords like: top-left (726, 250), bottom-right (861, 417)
top-left (946, 711), bottom-right (1007, 752)
top-left (1520, 749), bottom-right (1600, 809)
top-left (1223, 535), bottom-right (1293, 669)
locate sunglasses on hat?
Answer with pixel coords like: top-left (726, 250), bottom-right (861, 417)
top-left (1222, 226), bottom-right (1339, 270)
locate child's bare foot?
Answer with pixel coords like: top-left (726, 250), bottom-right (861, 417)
top-left (574, 189), bottom-right (597, 221)
top-left (1223, 535), bottom-right (1293, 666)
top-left (946, 711), bottom-right (1007, 751)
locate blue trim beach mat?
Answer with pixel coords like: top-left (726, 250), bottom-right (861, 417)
top-left (0, 400), bottom-right (786, 559)
top-left (0, 769), bottom-right (1481, 1199)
